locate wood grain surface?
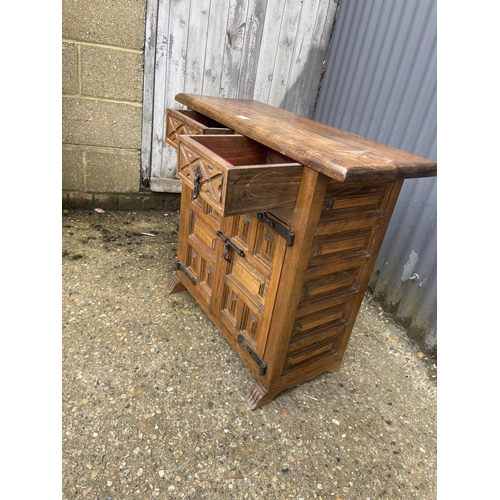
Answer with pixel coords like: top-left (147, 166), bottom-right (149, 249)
top-left (175, 93), bottom-right (437, 183)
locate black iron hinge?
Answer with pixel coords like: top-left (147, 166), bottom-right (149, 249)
top-left (238, 335), bottom-right (267, 375)
top-left (257, 212), bottom-right (295, 247)
top-left (176, 261), bottom-right (196, 285)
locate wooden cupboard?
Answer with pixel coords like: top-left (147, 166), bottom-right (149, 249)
top-left (165, 94), bottom-right (437, 409)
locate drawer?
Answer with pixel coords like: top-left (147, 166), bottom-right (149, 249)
top-left (166, 108), bottom-right (233, 149)
top-left (177, 134), bottom-right (303, 216)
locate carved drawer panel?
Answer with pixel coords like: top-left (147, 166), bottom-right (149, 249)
top-left (177, 135), bottom-right (303, 216)
top-left (166, 108), bottom-right (233, 149)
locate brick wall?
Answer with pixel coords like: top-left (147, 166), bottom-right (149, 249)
top-left (62, 0), bottom-right (176, 210)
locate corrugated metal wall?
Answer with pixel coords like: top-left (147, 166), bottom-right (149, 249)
top-left (314, 0), bottom-right (437, 352)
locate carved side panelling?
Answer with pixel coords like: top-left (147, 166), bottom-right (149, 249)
top-left (283, 181), bottom-right (393, 374)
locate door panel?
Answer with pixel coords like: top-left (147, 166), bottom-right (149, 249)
top-left (178, 190), bottom-right (222, 308)
top-left (217, 213), bottom-right (287, 357)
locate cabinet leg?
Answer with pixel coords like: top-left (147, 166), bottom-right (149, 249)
top-left (166, 274), bottom-right (186, 294)
top-left (245, 382), bottom-right (280, 410)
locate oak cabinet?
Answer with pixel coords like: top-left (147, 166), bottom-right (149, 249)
top-left (166, 94), bottom-right (436, 409)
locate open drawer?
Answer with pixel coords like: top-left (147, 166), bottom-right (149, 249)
top-left (166, 108), bottom-right (233, 149)
top-left (177, 135), bottom-right (304, 216)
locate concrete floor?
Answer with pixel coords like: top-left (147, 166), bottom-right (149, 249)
top-left (62, 209), bottom-right (437, 500)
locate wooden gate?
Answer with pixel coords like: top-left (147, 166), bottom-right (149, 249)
top-left (141, 0), bottom-right (339, 192)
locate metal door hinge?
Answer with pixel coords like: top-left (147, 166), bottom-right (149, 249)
top-left (257, 212), bottom-right (294, 246)
top-left (238, 335), bottom-right (267, 375)
top-left (176, 261), bottom-right (196, 285)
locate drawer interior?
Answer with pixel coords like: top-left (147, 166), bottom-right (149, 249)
top-left (166, 108), bottom-right (234, 149)
top-left (176, 109), bottom-right (229, 129)
top-left (186, 135), bottom-right (297, 167)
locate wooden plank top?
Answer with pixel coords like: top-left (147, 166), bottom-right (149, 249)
top-left (175, 93), bottom-right (437, 183)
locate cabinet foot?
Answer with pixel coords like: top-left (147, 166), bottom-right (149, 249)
top-left (245, 382), bottom-right (279, 410)
top-left (166, 275), bottom-right (186, 294)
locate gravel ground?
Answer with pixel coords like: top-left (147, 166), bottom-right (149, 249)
top-left (62, 209), bottom-right (437, 500)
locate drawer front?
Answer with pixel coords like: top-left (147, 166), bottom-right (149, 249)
top-left (177, 134), bottom-right (303, 216)
top-left (166, 108), bottom-right (233, 149)
top-left (177, 136), bottom-right (226, 212)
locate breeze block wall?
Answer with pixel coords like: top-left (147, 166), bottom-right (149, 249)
top-left (62, 0), bottom-right (176, 210)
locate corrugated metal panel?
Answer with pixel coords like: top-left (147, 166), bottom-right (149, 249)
top-left (314, 0), bottom-right (437, 352)
top-left (141, 0), bottom-right (339, 190)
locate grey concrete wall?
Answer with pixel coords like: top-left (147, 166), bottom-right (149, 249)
top-left (62, 0), bottom-right (147, 195)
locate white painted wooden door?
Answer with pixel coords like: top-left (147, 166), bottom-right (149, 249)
top-left (141, 0), bottom-right (339, 192)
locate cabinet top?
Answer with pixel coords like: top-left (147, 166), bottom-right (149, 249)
top-left (175, 93), bottom-right (436, 183)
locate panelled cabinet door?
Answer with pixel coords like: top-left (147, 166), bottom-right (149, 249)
top-left (180, 193), bottom-right (222, 308)
top-left (216, 213), bottom-right (287, 360)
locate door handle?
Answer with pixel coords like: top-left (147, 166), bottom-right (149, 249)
top-left (192, 167), bottom-right (202, 200)
top-left (216, 231), bottom-right (245, 262)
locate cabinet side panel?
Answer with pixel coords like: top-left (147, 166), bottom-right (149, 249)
top-left (282, 179), bottom-right (403, 376)
top-left (260, 168), bottom-right (330, 385)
